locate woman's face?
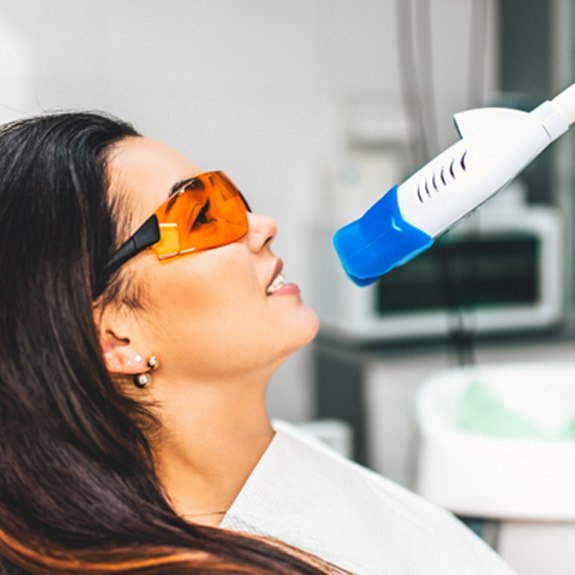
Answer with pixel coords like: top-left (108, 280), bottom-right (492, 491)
top-left (106, 137), bottom-right (319, 384)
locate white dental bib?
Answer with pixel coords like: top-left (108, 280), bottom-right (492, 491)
top-left (220, 421), bottom-right (515, 574)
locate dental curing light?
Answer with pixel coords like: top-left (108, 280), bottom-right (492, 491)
top-left (333, 82), bottom-right (575, 286)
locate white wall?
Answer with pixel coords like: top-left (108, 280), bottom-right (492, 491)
top-left (0, 0), bottom-right (498, 421)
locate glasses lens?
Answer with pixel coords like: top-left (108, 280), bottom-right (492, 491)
top-left (152, 171), bottom-right (249, 260)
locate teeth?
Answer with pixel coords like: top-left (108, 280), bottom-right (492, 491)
top-left (266, 273), bottom-right (286, 295)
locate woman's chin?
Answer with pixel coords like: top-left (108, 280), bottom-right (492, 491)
top-left (293, 305), bottom-right (321, 348)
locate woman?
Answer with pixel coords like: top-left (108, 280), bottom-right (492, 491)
top-left (0, 112), bottom-right (514, 574)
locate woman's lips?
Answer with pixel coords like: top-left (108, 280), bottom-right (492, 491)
top-left (270, 282), bottom-right (301, 296)
top-left (265, 259), bottom-right (301, 296)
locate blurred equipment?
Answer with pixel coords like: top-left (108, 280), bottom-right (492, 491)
top-left (415, 362), bottom-right (575, 575)
top-left (312, 195), bottom-right (564, 340)
top-left (333, 83), bottom-right (575, 286)
top-left (290, 419), bottom-right (353, 459)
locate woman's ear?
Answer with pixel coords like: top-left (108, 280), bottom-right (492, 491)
top-left (99, 328), bottom-right (148, 376)
top-left (94, 307), bottom-right (148, 376)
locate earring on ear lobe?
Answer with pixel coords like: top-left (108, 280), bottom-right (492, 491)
top-left (133, 373), bottom-right (152, 388)
top-left (147, 355), bottom-right (159, 371)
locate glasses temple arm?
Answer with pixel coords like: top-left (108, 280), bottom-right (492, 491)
top-left (102, 214), bottom-right (161, 278)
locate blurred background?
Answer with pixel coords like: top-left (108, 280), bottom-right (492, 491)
top-left (1, 1), bottom-right (574, 573)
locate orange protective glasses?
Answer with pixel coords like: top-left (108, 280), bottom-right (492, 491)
top-left (102, 171), bottom-right (250, 280)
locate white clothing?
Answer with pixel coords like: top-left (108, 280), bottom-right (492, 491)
top-left (221, 421), bottom-right (516, 575)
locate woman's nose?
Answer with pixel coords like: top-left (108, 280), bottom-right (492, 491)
top-left (245, 212), bottom-right (277, 252)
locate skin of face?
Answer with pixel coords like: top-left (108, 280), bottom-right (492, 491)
top-left (103, 136), bottom-right (320, 393)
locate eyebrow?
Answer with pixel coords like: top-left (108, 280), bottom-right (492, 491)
top-left (169, 176), bottom-right (197, 198)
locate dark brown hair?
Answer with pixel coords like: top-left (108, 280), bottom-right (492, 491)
top-left (0, 112), bottom-right (339, 574)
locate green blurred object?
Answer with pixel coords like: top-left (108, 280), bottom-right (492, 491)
top-left (456, 380), bottom-right (575, 440)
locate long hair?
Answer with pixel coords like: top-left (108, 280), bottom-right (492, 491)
top-left (0, 112), bottom-right (336, 574)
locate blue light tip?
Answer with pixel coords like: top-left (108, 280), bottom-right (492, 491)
top-left (332, 186), bottom-right (434, 286)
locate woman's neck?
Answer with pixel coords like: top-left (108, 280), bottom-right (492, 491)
top-left (148, 373), bottom-right (275, 526)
